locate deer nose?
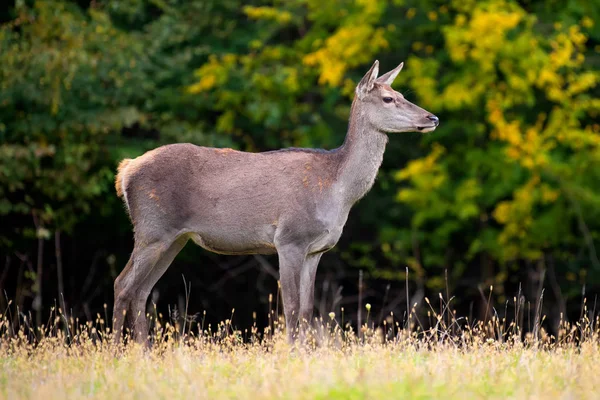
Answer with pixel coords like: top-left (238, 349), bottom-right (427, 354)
top-left (427, 115), bottom-right (439, 126)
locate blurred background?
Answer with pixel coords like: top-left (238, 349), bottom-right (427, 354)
top-left (1, 0), bottom-right (599, 335)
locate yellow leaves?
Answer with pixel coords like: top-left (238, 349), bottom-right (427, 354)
top-left (549, 34), bottom-right (576, 70)
top-left (190, 74), bottom-right (216, 94)
top-left (242, 6), bottom-right (292, 24)
top-left (249, 40), bottom-right (263, 50)
top-left (581, 16), bottom-right (594, 29)
top-left (301, 0), bottom-right (390, 87)
top-left (506, 73), bottom-right (529, 93)
top-left (568, 25), bottom-right (587, 48)
top-left (539, 25), bottom-right (591, 102)
top-left (355, 0), bottom-right (384, 17)
top-left (492, 177), bottom-right (538, 245)
top-left (488, 33), bottom-right (597, 172)
top-left (341, 78), bottom-right (357, 97)
top-left (181, 0), bottom-right (598, 270)
top-left (486, 100), bottom-right (504, 126)
top-left (444, 1), bottom-right (525, 68)
top-left (403, 57), bottom-right (442, 109)
top-left (396, 143), bottom-right (445, 182)
top-left (450, 0), bottom-right (478, 13)
top-left (471, 8), bottom-right (522, 34)
top-left (537, 67), bottom-right (560, 87)
top-left (188, 55), bottom-right (236, 94)
top-left (492, 176), bottom-right (560, 260)
top-left (395, 144), bottom-right (484, 231)
top-left (303, 50), bottom-right (342, 86)
top-left (216, 110), bottom-right (235, 133)
top-left (541, 185), bottom-right (560, 203)
top-left (567, 72), bottom-right (597, 96)
top-left (440, 80), bottom-right (482, 109)
top-left (388, 0), bottom-right (598, 265)
top-left (303, 25), bottom-right (388, 86)
top-left (496, 121), bottom-right (522, 147)
top-left (282, 67), bottom-right (300, 93)
top-left (492, 202), bottom-right (511, 224)
top-left (491, 110), bottom-right (557, 170)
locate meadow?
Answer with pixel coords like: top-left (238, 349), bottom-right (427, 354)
top-left (1, 302), bottom-right (599, 400)
top-left (2, 2), bottom-right (599, 399)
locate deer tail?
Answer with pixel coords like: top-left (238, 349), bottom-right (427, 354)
top-left (115, 158), bottom-right (132, 198)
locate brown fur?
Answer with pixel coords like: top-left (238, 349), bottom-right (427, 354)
top-left (115, 159), bottom-right (132, 198)
top-left (115, 148), bottom-right (162, 200)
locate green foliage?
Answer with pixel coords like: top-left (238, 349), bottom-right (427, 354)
top-left (0, 0), bottom-right (237, 238)
top-left (392, 0), bottom-right (600, 294)
top-left (185, 0), bottom-right (600, 299)
top-left (1, 0), bottom-right (598, 318)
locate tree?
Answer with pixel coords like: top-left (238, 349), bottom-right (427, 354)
top-left (188, 0), bottom-right (600, 322)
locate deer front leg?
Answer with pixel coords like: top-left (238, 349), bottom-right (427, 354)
top-left (299, 253), bottom-right (323, 335)
top-left (277, 244), bottom-right (307, 342)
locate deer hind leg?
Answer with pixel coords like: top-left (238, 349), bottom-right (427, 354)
top-left (113, 238), bottom-right (172, 344)
top-left (130, 236), bottom-right (188, 344)
top-left (113, 256), bottom-right (133, 343)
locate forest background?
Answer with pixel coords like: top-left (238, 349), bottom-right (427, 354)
top-left (1, 0), bottom-right (599, 333)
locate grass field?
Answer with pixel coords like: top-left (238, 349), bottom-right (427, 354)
top-left (1, 305), bottom-right (599, 399)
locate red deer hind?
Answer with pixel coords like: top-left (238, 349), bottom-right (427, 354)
top-left (113, 60), bottom-right (439, 343)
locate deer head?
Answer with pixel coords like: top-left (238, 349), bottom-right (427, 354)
top-left (355, 60), bottom-right (439, 133)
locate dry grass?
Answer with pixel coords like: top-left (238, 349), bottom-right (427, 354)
top-left (1, 299), bottom-right (599, 400)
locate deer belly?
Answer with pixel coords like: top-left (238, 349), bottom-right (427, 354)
top-left (189, 230), bottom-right (277, 256)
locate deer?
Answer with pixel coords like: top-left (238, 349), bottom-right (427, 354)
top-left (112, 60), bottom-right (439, 344)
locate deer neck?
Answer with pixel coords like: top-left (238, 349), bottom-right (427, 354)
top-left (335, 100), bottom-right (388, 206)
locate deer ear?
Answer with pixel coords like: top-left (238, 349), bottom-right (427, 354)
top-left (376, 62), bottom-right (404, 86)
top-left (356, 60), bottom-right (379, 99)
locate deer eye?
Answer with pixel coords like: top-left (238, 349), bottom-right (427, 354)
top-left (383, 97), bottom-right (394, 103)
